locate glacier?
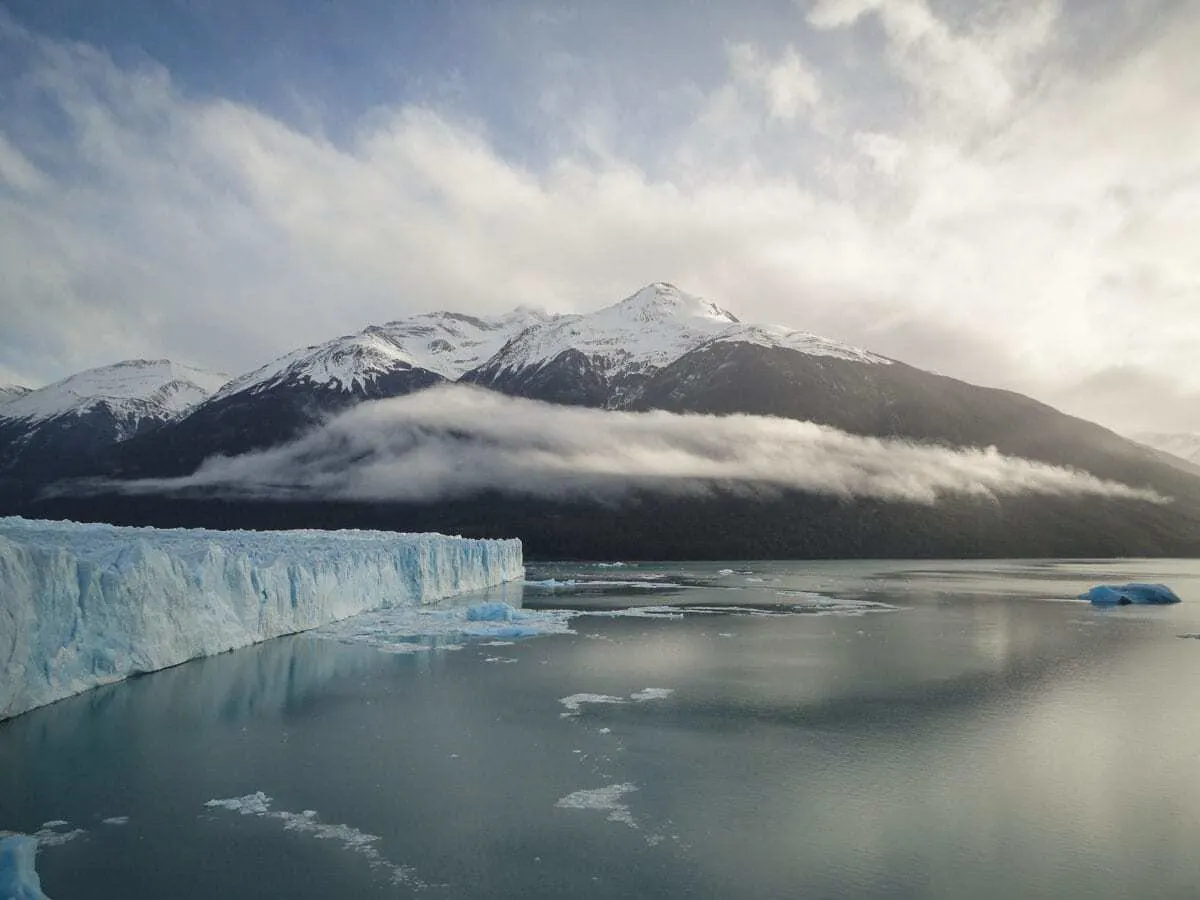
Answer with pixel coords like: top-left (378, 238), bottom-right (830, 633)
top-left (0, 517), bottom-right (522, 721)
top-left (0, 835), bottom-right (48, 900)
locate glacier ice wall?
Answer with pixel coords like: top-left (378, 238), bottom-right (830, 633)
top-left (0, 517), bottom-right (522, 721)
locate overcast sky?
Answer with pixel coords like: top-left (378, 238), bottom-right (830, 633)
top-left (0, 0), bottom-right (1197, 433)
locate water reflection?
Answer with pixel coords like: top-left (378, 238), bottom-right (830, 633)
top-left (3, 560), bottom-right (1200, 899)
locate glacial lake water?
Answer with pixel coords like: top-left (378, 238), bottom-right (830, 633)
top-left (5, 559), bottom-right (1200, 899)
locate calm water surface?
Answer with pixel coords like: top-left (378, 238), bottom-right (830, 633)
top-left (4, 559), bottom-right (1200, 899)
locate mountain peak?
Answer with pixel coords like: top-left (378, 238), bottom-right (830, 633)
top-left (612, 283), bottom-right (740, 326)
top-left (0, 359), bottom-right (230, 430)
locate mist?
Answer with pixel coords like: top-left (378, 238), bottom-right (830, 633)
top-left (103, 386), bottom-right (1167, 507)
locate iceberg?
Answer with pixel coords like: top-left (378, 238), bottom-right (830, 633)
top-left (1080, 583), bottom-right (1181, 605)
top-left (0, 835), bottom-right (49, 900)
top-left (0, 517), bottom-right (522, 720)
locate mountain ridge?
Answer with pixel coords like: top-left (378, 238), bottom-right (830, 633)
top-left (3, 283), bottom-right (1198, 559)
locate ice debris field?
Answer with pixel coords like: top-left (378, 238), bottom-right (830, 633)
top-left (0, 517), bottom-right (522, 720)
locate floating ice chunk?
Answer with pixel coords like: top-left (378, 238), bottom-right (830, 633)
top-left (0, 835), bottom-right (49, 900)
top-left (630, 688), bottom-right (674, 702)
top-left (101, 817), bottom-right (129, 826)
top-left (1080, 583), bottom-right (1181, 605)
top-left (555, 783), bottom-right (639, 828)
top-left (315, 602), bottom-right (572, 654)
top-left (466, 602), bottom-right (517, 622)
top-left (204, 793), bottom-right (423, 887)
top-left (0, 516), bottom-right (522, 720)
top-left (31, 823), bottom-right (84, 848)
top-left (560, 688), bottom-right (674, 717)
top-left (559, 694), bottom-right (626, 717)
top-left (205, 792), bottom-right (272, 816)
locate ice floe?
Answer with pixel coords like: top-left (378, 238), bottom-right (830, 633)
top-left (204, 792), bottom-right (423, 888)
top-left (555, 783), bottom-right (639, 828)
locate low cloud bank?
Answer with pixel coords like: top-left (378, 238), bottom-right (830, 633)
top-left (109, 386), bottom-right (1166, 506)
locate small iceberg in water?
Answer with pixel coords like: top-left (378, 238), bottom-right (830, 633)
top-left (1079, 583), bottom-right (1181, 605)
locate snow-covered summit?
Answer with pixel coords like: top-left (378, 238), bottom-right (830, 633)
top-left (478, 282), bottom-right (887, 379)
top-left (0, 360), bottom-right (230, 433)
top-left (480, 283), bottom-right (742, 379)
top-left (212, 308), bottom-right (554, 402)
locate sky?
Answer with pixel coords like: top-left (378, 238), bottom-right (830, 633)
top-left (0, 0), bottom-right (1197, 434)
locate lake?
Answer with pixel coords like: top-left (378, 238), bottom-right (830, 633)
top-left (4, 558), bottom-right (1200, 899)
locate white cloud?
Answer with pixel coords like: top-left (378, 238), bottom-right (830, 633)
top-left (0, 4), bottom-right (1198, 433)
top-left (112, 385), bottom-right (1167, 505)
top-left (728, 43), bottom-right (822, 121)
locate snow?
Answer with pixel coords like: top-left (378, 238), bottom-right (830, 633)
top-left (479, 282), bottom-right (889, 387)
top-left (14, 284), bottom-right (891, 420)
top-left (0, 385), bottom-right (30, 406)
top-left (0, 360), bottom-right (229, 433)
top-left (1079, 583), bottom-right (1181, 605)
top-left (0, 517), bottom-right (522, 720)
top-left (705, 323), bottom-right (892, 365)
top-left (482, 282), bottom-right (741, 381)
top-left (210, 308), bottom-right (551, 401)
top-left (0, 835), bottom-right (48, 900)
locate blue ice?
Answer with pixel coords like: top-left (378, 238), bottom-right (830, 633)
top-left (0, 835), bottom-right (49, 900)
top-left (1080, 583), bottom-right (1181, 605)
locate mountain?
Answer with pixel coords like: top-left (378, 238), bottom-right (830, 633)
top-left (111, 308), bottom-right (552, 477)
top-left (0, 359), bottom-right (229, 485)
top-left (464, 282), bottom-right (887, 406)
top-left (6, 284), bottom-right (1200, 559)
top-left (1133, 433), bottom-right (1200, 466)
top-left (0, 385), bottom-right (30, 404)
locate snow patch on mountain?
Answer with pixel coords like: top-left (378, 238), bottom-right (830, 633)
top-left (705, 323), bottom-right (892, 365)
top-left (0, 360), bottom-right (229, 433)
top-left (212, 308), bottom-right (553, 401)
top-left (0, 385), bottom-right (30, 406)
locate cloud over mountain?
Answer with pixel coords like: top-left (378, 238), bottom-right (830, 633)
top-left (107, 386), bottom-right (1166, 506)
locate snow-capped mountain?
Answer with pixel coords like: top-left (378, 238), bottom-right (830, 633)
top-left (115, 309), bottom-right (557, 475)
top-left (1133, 433), bottom-right (1200, 466)
top-left (0, 384), bottom-right (30, 405)
top-left (466, 282), bottom-right (888, 406)
top-left (212, 308), bottom-right (552, 403)
top-left (9, 281), bottom-right (1200, 563)
top-left (0, 360), bottom-right (230, 482)
top-left (1, 360), bottom-right (229, 433)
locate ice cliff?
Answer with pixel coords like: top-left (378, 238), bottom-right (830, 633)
top-left (0, 517), bottom-right (523, 720)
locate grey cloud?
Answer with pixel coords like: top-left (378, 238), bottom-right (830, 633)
top-left (110, 386), bottom-right (1166, 505)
